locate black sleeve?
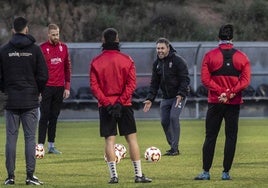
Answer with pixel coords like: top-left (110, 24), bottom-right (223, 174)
top-left (35, 46), bottom-right (48, 93)
top-left (146, 60), bottom-right (160, 102)
top-left (0, 49), bottom-right (5, 93)
top-left (175, 55), bottom-right (190, 97)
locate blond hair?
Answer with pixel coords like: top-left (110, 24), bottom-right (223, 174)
top-left (48, 23), bottom-right (59, 31)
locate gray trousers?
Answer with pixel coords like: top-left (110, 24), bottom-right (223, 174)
top-left (5, 108), bottom-right (39, 177)
top-left (160, 97), bottom-right (186, 151)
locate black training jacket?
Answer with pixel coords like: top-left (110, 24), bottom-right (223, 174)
top-left (146, 45), bottom-right (190, 102)
top-left (0, 33), bottom-right (48, 109)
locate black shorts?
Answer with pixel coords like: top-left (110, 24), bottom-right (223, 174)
top-left (99, 106), bottom-right (137, 137)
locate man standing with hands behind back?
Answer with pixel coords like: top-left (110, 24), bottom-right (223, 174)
top-left (90, 28), bottom-right (152, 184)
top-left (194, 24), bottom-right (251, 181)
top-left (38, 24), bottom-right (71, 154)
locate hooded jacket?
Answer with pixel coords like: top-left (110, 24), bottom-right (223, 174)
top-left (0, 33), bottom-right (48, 109)
top-left (146, 45), bottom-right (190, 102)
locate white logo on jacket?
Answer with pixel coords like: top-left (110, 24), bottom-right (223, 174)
top-left (8, 51), bottom-right (32, 57)
top-left (51, 57), bottom-right (62, 64)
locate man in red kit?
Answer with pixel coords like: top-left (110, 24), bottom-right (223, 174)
top-left (194, 24), bottom-right (251, 180)
top-left (37, 24), bottom-right (71, 154)
top-left (90, 28), bottom-right (152, 184)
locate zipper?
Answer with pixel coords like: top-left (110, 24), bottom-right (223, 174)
top-left (162, 61), bottom-right (170, 97)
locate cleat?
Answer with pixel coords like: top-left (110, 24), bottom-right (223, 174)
top-left (4, 175), bottom-right (15, 185)
top-left (164, 148), bottom-right (179, 156)
top-left (48, 147), bottom-right (62, 154)
top-left (194, 171), bottom-right (210, 180)
top-left (166, 149), bottom-right (172, 152)
top-left (222, 172), bottom-right (231, 180)
top-left (108, 177), bottom-right (118, 184)
top-left (135, 174), bottom-right (152, 183)
top-left (26, 175), bottom-right (43, 185)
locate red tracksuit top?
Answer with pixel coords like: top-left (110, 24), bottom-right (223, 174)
top-left (40, 41), bottom-right (71, 90)
top-left (89, 50), bottom-right (136, 107)
top-left (201, 43), bottom-right (251, 104)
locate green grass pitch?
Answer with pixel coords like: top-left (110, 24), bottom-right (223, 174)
top-left (0, 118), bottom-right (267, 187)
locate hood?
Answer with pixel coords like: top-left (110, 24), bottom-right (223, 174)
top-left (9, 33), bottom-right (36, 49)
top-left (168, 44), bottom-right (177, 56)
top-left (102, 42), bottom-right (120, 51)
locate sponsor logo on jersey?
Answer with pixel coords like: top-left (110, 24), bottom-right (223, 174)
top-left (51, 57), bottom-right (62, 64)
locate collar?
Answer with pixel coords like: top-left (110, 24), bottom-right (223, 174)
top-left (219, 42), bottom-right (234, 50)
top-left (219, 40), bottom-right (233, 45)
top-left (102, 42), bottom-right (120, 51)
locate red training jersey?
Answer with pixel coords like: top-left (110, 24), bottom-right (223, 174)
top-left (89, 50), bottom-right (136, 107)
top-left (40, 41), bottom-right (71, 90)
top-left (201, 43), bottom-right (251, 104)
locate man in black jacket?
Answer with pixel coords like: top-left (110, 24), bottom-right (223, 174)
top-left (0, 17), bottom-right (48, 185)
top-left (143, 38), bottom-right (190, 156)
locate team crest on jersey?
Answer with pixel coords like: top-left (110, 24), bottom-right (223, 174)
top-left (46, 48), bottom-right (49, 54)
top-left (59, 45), bottom-right (63, 52)
top-left (169, 62), bottom-right (173, 68)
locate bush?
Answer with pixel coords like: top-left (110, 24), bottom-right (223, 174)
top-left (220, 0), bottom-right (268, 40)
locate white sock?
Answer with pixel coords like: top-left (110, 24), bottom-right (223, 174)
top-left (132, 160), bottom-right (142, 177)
top-left (107, 161), bottom-right (118, 178)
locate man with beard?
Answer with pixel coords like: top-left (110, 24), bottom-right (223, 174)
top-left (37, 24), bottom-right (71, 154)
top-left (143, 38), bottom-right (190, 156)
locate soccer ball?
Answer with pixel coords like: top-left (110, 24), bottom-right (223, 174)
top-left (104, 143), bottom-right (127, 163)
top-left (104, 149), bottom-right (121, 164)
top-left (114, 143), bottom-right (127, 159)
top-left (35, 144), bottom-right (45, 159)
top-left (104, 143), bottom-right (125, 164)
top-left (144, 146), bottom-right (161, 162)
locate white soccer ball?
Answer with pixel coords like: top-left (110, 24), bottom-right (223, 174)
top-left (114, 143), bottom-right (127, 159)
top-left (104, 149), bottom-right (122, 164)
top-left (104, 143), bottom-right (127, 163)
top-left (144, 146), bottom-right (161, 162)
top-left (35, 144), bottom-right (45, 159)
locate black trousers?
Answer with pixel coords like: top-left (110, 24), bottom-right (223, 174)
top-left (202, 103), bottom-right (240, 172)
top-left (38, 86), bottom-right (64, 144)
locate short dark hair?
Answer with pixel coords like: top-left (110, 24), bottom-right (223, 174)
top-left (102, 28), bottom-right (118, 43)
top-left (218, 24), bottom-right (233, 40)
top-left (156, 37), bottom-right (170, 47)
top-left (13, 17), bottom-right (28, 32)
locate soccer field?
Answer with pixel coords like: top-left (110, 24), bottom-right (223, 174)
top-left (0, 118), bottom-right (267, 187)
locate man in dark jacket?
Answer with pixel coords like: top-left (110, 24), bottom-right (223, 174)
top-left (143, 38), bottom-right (190, 156)
top-left (0, 17), bottom-right (48, 185)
